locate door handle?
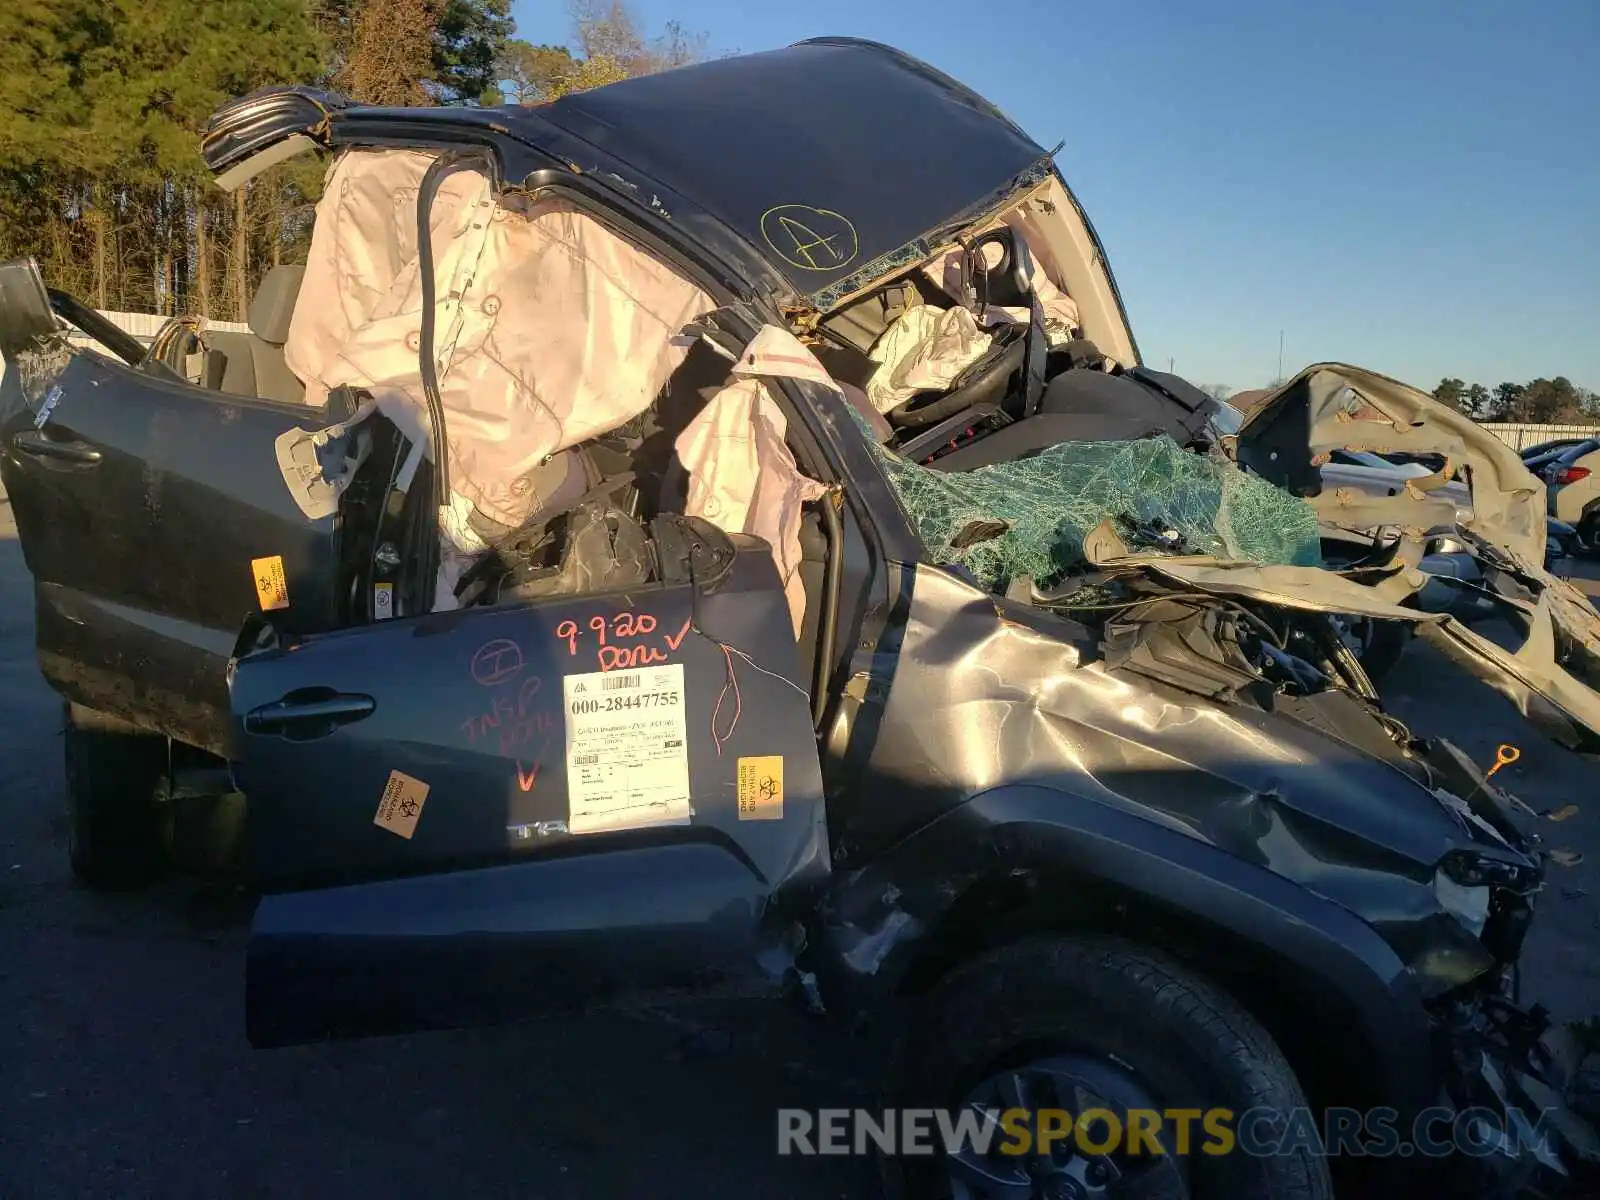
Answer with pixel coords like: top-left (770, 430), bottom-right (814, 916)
top-left (13, 430), bottom-right (102, 464)
top-left (245, 690), bottom-right (376, 739)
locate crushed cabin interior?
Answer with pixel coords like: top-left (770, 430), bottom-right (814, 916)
top-left (0, 90), bottom-right (1192, 1042)
top-left (17, 92), bottom-right (1180, 761)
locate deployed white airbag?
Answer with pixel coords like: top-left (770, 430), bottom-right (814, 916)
top-left (920, 231), bottom-right (1082, 346)
top-left (676, 327), bottom-right (832, 635)
top-left (285, 148), bottom-right (713, 530)
top-left (865, 304), bottom-right (993, 414)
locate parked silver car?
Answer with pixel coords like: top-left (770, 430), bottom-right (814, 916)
top-left (1211, 404), bottom-right (1568, 677)
top-left (1525, 437), bottom-right (1600, 551)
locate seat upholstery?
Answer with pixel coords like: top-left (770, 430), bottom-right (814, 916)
top-left (928, 368), bottom-right (1217, 472)
top-left (211, 264), bottom-right (308, 404)
top-left (248, 265), bottom-right (304, 344)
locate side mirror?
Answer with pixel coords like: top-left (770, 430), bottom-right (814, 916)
top-left (0, 257), bottom-right (59, 358)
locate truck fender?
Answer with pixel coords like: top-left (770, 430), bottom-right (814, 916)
top-left (813, 783), bottom-right (1437, 1117)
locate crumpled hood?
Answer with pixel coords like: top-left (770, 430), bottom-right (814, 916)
top-left (1094, 363), bottom-right (1600, 751)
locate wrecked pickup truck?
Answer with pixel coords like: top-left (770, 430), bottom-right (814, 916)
top-left (2, 37), bottom-right (1599, 1200)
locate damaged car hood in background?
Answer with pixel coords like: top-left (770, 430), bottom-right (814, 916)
top-left (1104, 362), bottom-right (1600, 751)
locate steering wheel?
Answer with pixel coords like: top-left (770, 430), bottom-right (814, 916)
top-left (884, 329), bottom-right (1027, 429)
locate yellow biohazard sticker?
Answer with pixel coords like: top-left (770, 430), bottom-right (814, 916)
top-left (373, 770), bottom-right (430, 839)
top-left (736, 755), bottom-right (784, 820)
top-left (251, 555), bottom-right (290, 611)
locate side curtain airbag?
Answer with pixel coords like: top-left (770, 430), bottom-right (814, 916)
top-left (284, 148), bottom-right (713, 533)
top-left (675, 328), bottom-right (833, 635)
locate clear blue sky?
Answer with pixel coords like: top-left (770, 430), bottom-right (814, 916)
top-left (512, 0), bottom-right (1600, 394)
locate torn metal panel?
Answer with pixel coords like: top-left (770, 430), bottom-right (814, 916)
top-left (1107, 556), bottom-right (1600, 752)
top-left (1310, 484), bottom-right (1465, 535)
top-left (200, 86), bottom-right (345, 177)
top-left (1238, 362), bottom-right (1549, 562)
top-left (1072, 361), bottom-right (1600, 751)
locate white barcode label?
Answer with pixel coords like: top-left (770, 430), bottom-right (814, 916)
top-left (562, 664), bottom-right (690, 834)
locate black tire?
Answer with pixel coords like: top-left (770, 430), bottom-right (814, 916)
top-left (63, 703), bottom-right (170, 890)
top-left (886, 936), bottom-right (1333, 1200)
top-left (1580, 513), bottom-right (1600, 559)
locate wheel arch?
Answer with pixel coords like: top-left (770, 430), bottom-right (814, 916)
top-left (817, 784), bottom-right (1438, 1123)
top-left (891, 861), bottom-right (1396, 1120)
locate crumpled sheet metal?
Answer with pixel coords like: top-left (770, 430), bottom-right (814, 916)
top-left (848, 564), bottom-right (1517, 970)
top-left (1201, 362), bottom-right (1600, 750)
top-left (1113, 555), bottom-right (1600, 752)
top-left (1310, 486), bottom-right (1465, 537)
top-left (1244, 363), bottom-right (1548, 562)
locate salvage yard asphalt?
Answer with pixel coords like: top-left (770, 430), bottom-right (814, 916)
top-left (1, 497), bottom-right (1597, 1199)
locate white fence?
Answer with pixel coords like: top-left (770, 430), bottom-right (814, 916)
top-left (1479, 423), bottom-right (1600, 452)
top-left (0, 309), bottom-right (250, 386)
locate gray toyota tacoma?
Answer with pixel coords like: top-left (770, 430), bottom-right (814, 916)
top-left (2, 38), bottom-right (1598, 1200)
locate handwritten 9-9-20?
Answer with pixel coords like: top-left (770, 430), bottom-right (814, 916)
top-left (555, 611), bottom-right (692, 672)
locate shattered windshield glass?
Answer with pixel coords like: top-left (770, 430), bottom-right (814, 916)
top-left (864, 428), bottom-right (1323, 590)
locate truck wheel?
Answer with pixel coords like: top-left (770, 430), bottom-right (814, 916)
top-left (886, 937), bottom-right (1332, 1200)
top-left (63, 703), bottom-right (170, 889)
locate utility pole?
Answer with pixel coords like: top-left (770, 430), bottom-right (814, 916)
top-left (1277, 330), bottom-right (1284, 381)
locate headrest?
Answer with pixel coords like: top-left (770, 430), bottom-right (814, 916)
top-left (248, 265), bottom-right (305, 346)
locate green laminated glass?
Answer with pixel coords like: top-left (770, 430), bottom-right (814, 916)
top-left (866, 431), bottom-right (1322, 590)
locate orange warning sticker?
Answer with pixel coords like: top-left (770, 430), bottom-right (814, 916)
top-left (373, 770), bottom-right (430, 839)
top-left (251, 555), bottom-right (290, 611)
top-left (736, 755), bottom-right (784, 821)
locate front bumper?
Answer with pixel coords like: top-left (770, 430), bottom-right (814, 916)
top-left (1432, 981), bottom-right (1600, 1197)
